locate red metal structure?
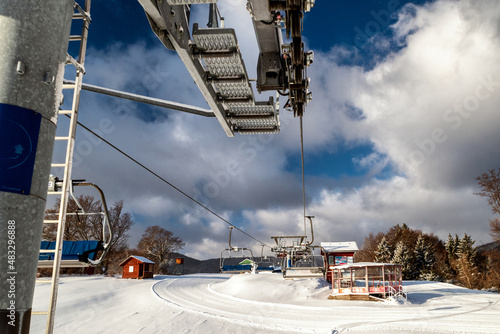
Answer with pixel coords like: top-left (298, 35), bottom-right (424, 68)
top-left (330, 262), bottom-right (405, 301)
top-left (120, 256), bottom-right (155, 279)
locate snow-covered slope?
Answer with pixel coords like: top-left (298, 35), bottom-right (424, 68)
top-left (30, 273), bottom-right (500, 333)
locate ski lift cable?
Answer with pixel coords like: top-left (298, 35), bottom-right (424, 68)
top-left (68, 116), bottom-right (272, 249)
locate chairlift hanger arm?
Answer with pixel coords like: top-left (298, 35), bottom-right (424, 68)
top-left (70, 180), bottom-right (113, 265)
top-left (49, 176), bottom-right (113, 266)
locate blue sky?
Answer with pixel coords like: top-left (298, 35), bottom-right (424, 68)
top-left (65, 0), bottom-right (500, 259)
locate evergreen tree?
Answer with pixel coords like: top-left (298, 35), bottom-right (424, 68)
top-left (444, 234), bottom-right (460, 279)
top-left (375, 236), bottom-right (392, 263)
top-left (414, 234), bottom-right (436, 280)
top-left (458, 234), bottom-right (477, 265)
top-left (392, 240), bottom-right (412, 279)
top-left (445, 234), bottom-right (458, 261)
top-left (413, 234), bottom-right (426, 279)
top-left (455, 234), bottom-right (479, 289)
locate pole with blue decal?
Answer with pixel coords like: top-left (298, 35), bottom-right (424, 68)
top-left (0, 1), bottom-right (74, 333)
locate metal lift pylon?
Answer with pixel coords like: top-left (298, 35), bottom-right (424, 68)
top-left (31, 2), bottom-right (92, 333)
top-left (0, 0), bottom-right (75, 332)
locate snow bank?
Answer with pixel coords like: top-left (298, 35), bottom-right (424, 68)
top-left (210, 273), bottom-right (332, 306)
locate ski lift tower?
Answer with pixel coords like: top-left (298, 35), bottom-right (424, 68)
top-left (0, 0), bottom-right (75, 332)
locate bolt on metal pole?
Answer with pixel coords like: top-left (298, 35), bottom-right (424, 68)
top-left (0, 1), bottom-right (74, 333)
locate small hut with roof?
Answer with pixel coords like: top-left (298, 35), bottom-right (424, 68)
top-left (120, 255), bottom-right (155, 279)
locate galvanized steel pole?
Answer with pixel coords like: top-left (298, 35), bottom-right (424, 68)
top-left (0, 1), bottom-right (74, 333)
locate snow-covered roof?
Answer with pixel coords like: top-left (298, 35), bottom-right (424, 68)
top-left (119, 255), bottom-right (155, 266)
top-left (332, 262), bottom-right (398, 270)
top-left (320, 241), bottom-right (359, 253)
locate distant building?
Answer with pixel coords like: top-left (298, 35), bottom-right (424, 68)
top-left (120, 255), bottom-right (155, 279)
top-left (321, 241), bottom-right (359, 282)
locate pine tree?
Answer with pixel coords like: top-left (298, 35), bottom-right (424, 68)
top-left (413, 234), bottom-right (437, 280)
top-left (444, 234), bottom-right (460, 279)
top-left (392, 240), bottom-right (412, 279)
top-left (445, 234), bottom-right (458, 261)
top-left (455, 234), bottom-right (479, 289)
top-left (375, 236), bottom-right (392, 263)
top-left (458, 234), bottom-right (477, 265)
top-left (413, 234), bottom-right (426, 279)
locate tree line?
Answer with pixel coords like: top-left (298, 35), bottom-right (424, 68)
top-left (41, 195), bottom-right (184, 276)
top-left (356, 168), bottom-right (500, 291)
top-left (355, 224), bottom-right (499, 290)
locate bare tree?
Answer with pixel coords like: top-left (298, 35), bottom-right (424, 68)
top-left (137, 225), bottom-right (185, 274)
top-left (490, 218), bottom-right (500, 243)
top-left (355, 232), bottom-right (384, 262)
top-left (44, 196), bottom-right (134, 274)
top-left (107, 200), bottom-right (134, 254)
top-left (44, 195), bottom-right (102, 241)
top-left (475, 168), bottom-right (500, 242)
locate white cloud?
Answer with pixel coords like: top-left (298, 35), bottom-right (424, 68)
top-left (62, 0), bottom-right (500, 260)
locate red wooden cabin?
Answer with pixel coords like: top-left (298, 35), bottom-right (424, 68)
top-left (120, 255), bottom-right (155, 279)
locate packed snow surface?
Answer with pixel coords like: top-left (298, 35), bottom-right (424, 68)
top-left (30, 273), bottom-right (500, 333)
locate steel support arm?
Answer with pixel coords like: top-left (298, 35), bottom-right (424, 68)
top-left (65, 80), bottom-right (215, 117)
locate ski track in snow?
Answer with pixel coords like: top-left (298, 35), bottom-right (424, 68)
top-left (152, 275), bottom-right (500, 334)
top-left (30, 274), bottom-right (500, 333)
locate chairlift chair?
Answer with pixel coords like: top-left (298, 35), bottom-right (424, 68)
top-left (219, 248), bottom-right (255, 273)
top-left (38, 179), bottom-right (113, 268)
top-left (281, 245), bottom-right (326, 279)
top-left (219, 226), bottom-right (255, 273)
top-left (272, 216), bottom-right (327, 279)
top-left (256, 244), bottom-right (275, 272)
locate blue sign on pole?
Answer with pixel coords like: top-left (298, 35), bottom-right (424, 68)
top-left (0, 103), bottom-right (42, 195)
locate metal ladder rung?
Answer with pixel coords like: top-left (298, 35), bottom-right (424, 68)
top-left (32, 311), bottom-right (49, 315)
top-left (74, 3), bottom-right (91, 22)
top-left (43, 220), bottom-right (59, 224)
top-left (47, 191), bottom-right (63, 195)
top-left (40, 249), bottom-right (56, 253)
top-left (58, 109), bottom-right (73, 114)
top-left (62, 83), bottom-right (75, 89)
top-left (50, 163), bottom-right (66, 168)
top-left (55, 136), bottom-right (70, 141)
top-left (69, 35), bottom-right (82, 41)
top-left (36, 280), bottom-right (53, 284)
top-left (66, 54), bottom-right (85, 73)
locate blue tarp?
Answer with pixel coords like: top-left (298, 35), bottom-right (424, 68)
top-left (39, 240), bottom-right (101, 262)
